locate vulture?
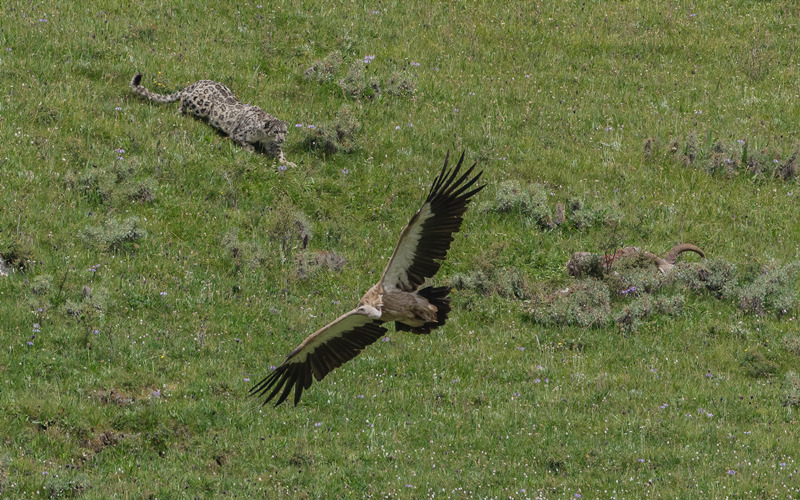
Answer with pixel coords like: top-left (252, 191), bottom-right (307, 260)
top-left (251, 152), bottom-right (484, 406)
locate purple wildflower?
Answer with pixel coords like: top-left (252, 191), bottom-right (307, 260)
top-left (27, 341), bottom-right (34, 346)
top-left (534, 378), bottom-right (541, 384)
top-left (314, 422), bottom-right (322, 427)
top-left (295, 123), bottom-right (303, 128)
top-left (410, 61), bottom-right (420, 66)
top-left (341, 168), bottom-right (349, 175)
top-left (307, 124), bottom-right (315, 129)
top-left (728, 469), bottom-right (735, 475)
top-left (364, 55), bottom-right (376, 64)
top-left (244, 377), bottom-right (250, 382)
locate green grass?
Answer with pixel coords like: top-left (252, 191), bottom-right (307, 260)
top-left (2, 0), bottom-right (800, 497)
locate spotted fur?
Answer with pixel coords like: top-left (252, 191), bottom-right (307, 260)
top-left (130, 73), bottom-right (294, 165)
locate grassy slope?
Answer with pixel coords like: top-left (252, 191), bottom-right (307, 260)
top-left (1, 0), bottom-right (799, 497)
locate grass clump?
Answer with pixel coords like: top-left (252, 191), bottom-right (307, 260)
top-left (302, 51), bottom-right (343, 83)
top-left (673, 258), bottom-right (738, 298)
top-left (654, 132), bottom-right (800, 182)
top-left (294, 250), bottom-right (346, 280)
top-left (0, 233), bottom-right (37, 272)
top-left (782, 371), bottom-right (800, 407)
top-left (29, 274), bottom-right (53, 296)
top-left (66, 161), bottom-right (155, 206)
top-left (740, 349), bottom-right (780, 378)
top-left (221, 228), bottom-right (268, 269)
top-left (303, 51), bottom-right (416, 100)
top-left (738, 260), bottom-right (799, 316)
top-left (529, 279), bottom-right (611, 328)
top-left (384, 69), bottom-right (417, 96)
top-left (449, 266), bottom-right (531, 299)
top-left (491, 180), bottom-right (553, 228)
top-left (63, 285), bottom-right (109, 322)
top-left (81, 217), bottom-right (146, 252)
top-left (566, 198), bottom-right (622, 231)
top-left (614, 294), bottom-right (684, 333)
top-left (300, 104), bottom-right (362, 154)
top-left (490, 181), bottom-right (620, 231)
top-left (782, 333), bottom-right (800, 356)
top-left (338, 61), bottom-right (381, 100)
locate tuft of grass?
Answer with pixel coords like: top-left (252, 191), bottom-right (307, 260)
top-left (0, 233), bottom-right (37, 272)
top-left (738, 260), bottom-right (799, 316)
top-left (300, 104), bottom-right (362, 154)
top-left (740, 349), bottom-right (780, 378)
top-left (782, 371), bottom-right (800, 407)
top-left (81, 216), bottom-right (147, 252)
top-left (529, 279), bottom-right (611, 328)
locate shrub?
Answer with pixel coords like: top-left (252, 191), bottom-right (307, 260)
top-left (673, 258), bottom-right (738, 298)
top-left (782, 371), bottom-right (800, 407)
top-left (449, 267), bottom-right (530, 299)
top-left (782, 333), bottom-right (800, 356)
top-left (738, 260), bottom-right (799, 316)
top-left (81, 217), bottom-right (146, 252)
top-left (221, 228), bottom-right (268, 269)
top-left (338, 61), bottom-right (380, 99)
top-left (30, 274), bottom-right (53, 296)
top-left (295, 250), bottom-right (346, 279)
top-left (740, 349), bottom-right (779, 378)
top-left (63, 285), bottom-right (110, 321)
top-left (384, 69), bottom-right (417, 96)
top-left (303, 51), bottom-right (343, 83)
top-left (492, 180), bottom-right (553, 229)
top-left (300, 104), bottom-right (361, 154)
top-left (0, 233), bottom-right (37, 271)
top-left (614, 294), bottom-right (684, 332)
top-left (529, 279), bottom-right (611, 327)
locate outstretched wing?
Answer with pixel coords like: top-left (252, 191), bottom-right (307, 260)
top-left (250, 310), bottom-right (388, 407)
top-left (380, 151), bottom-right (485, 292)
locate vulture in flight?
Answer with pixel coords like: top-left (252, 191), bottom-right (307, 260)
top-left (251, 152), bottom-right (485, 406)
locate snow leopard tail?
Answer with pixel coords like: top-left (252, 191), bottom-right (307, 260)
top-left (130, 73), bottom-right (183, 103)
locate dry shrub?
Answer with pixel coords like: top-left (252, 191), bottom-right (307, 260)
top-left (300, 104), bottom-right (361, 154)
top-left (449, 267), bottom-right (531, 299)
top-left (738, 260), bottom-right (799, 316)
top-left (295, 250), bottom-right (346, 279)
top-left (529, 279), bottom-right (611, 328)
top-left (740, 349), bottom-right (779, 378)
top-left (783, 371), bottom-right (800, 407)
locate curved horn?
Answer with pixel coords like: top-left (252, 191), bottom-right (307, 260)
top-left (664, 244), bottom-right (705, 265)
top-left (641, 251), bottom-right (672, 273)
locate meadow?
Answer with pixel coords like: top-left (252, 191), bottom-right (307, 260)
top-left (1, 0), bottom-right (800, 497)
